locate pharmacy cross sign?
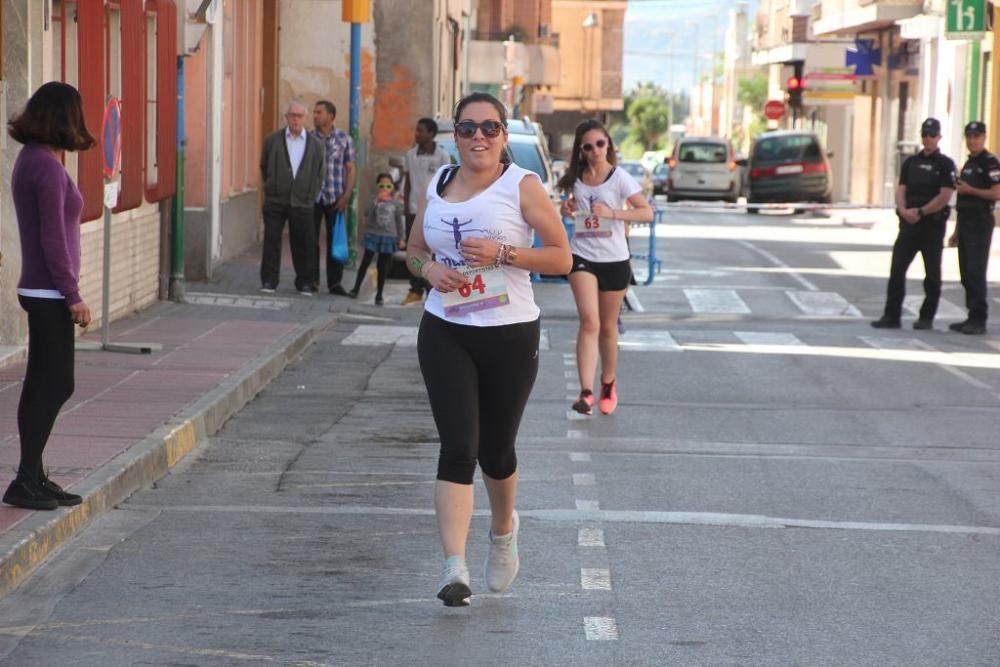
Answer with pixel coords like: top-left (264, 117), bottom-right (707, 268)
top-left (946, 0), bottom-right (986, 40)
top-left (846, 40), bottom-right (881, 78)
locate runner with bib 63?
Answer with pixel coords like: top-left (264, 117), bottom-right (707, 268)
top-left (559, 120), bottom-right (653, 416)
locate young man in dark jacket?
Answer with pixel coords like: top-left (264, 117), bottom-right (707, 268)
top-left (259, 101), bottom-right (325, 295)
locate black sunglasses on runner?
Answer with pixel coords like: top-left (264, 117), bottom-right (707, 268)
top-left (455, 120), bottom-right (505, 138)
top-left (582, 139), bottom-right (607, 152)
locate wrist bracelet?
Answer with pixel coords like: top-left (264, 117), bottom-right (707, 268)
top-left (504, 245), bottom-right (518, 265)
top-left (419, 260), bottom-right (436, 278)
top-left (494, 243), bottom-right (507, 268)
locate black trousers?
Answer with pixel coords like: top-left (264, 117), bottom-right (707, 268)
top-left (956, 209), bottom-right (994, 323)
top-left (260, 202), bottom-right (317, 291)
top-left (405, 213), bottom-right (429, 295)
top-left (17, 296), bottom-right (75, 481)
top-left (351, 249), bottom-right (392, 298)
top-left (882, 215), bottom-right (947, 321)
top-left (417, 313), bottom-right (540, 485)
top-left (314, 204), bottom-right (345, 290)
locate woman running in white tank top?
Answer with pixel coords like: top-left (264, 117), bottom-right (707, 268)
top-left (558, 120), bottom-right (653, 416)
top-left (405, 93), bottom-right (571, 607)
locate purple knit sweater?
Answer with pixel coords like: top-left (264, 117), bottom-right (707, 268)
top-left (12, 143), bottom-right (84, 305)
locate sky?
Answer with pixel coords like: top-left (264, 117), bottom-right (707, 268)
top-left (622, 0), bottom-right (760, 95)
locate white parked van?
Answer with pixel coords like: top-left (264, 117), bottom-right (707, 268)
top-left (667, 136), bottom-right (742, 204)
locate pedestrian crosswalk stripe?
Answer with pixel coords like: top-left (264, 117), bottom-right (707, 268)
top-left (617, 330), bottom-right (681, 351)
top-left (786, 291), bottom-right (862, 317)
top-left (903, 295), bottom-right (965, 319)
top-left (684, 288), bottom-right (751, 314)
top-left (734, 331), bottom-right (804, 346)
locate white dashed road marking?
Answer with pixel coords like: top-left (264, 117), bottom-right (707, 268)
top-left (584, 617), bottom-right (619, 641)
top-left (581, 568), bottom-right (612, 590)
top-left (578, 528), bottom-right (606, 547)
top-left (573, 473), bottom-right (596, 486)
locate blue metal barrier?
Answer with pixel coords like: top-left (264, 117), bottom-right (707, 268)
top-left (627, 206), bottom-right (663, 286)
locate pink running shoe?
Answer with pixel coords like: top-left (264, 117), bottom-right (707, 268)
top-left (572, 390), bottom-right (594, 415)
top-left (599, 380), bottom-right (618, 415)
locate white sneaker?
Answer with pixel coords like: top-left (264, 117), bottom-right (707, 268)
top-left (484, 510), bottom-right (519, 593)
top-left (436, 557), bottom-right (471, 607)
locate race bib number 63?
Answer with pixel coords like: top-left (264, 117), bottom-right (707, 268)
top-left (573, 212), bottom-right (614, 238)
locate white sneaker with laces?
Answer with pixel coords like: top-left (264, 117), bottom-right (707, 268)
top-left (484, 510), bottom-right (520, 593)
top-left (436, 557), bottom-right (472, 607)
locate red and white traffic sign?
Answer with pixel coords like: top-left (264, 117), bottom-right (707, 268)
top-left (101, 96), bottom-right (122, 180)
top-left (763, 99), bottom-right (785, 120)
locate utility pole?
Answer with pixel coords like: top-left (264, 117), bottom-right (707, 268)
top-left (343, 0), bottom-right (370, 266)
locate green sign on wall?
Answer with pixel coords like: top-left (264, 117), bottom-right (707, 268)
top-left (946, 0), bottom-right (987, 39)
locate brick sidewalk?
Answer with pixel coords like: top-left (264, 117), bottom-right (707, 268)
top-left (0, 242), bottom-right (356, 596)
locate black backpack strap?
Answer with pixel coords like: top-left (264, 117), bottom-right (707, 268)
top-left (436, 165), bottom-right (460, 196)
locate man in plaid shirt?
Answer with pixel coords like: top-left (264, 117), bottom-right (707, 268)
top-left (311, 100), bottom-right (356, 295)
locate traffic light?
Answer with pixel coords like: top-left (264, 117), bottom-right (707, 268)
top-left (786, 76), bottom-right (804, 109)
top-left (785, 61), bottom-right (805, 110)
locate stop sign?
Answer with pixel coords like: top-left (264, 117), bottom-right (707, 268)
top-left (764, 100), bottom-right (786, 120)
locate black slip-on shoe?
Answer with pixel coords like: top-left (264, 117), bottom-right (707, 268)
top-left (329, 285), bottom-right (350, 296)
top-left (870, 317), bottom-right (901, 329)
top-left (949, 320), bottom-right (969, 332)
top-left (913, 319), bottom-right (933, 330)
top-left (961, 321), bottom-right (987, 335)
top-left (39, 475), bottom-right (83, 506)
top-left (3, 478), bottom-right (59, 510)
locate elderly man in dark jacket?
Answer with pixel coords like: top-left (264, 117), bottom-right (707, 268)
top-left (259, 101), bottom-right (326, 295)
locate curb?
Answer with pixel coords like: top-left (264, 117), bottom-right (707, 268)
top-left (0, 314), bottom-right (335, 599)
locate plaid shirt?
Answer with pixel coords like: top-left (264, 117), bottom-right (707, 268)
top-left (312, 127), bottom-right (355, 205)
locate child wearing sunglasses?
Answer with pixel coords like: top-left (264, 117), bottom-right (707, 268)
top-left (557, 120), bottom-right (653, 416)
top-left (349, 173), bottom-right (405, 305)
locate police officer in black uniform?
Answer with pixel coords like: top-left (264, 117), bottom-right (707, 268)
top-left (872, 118), bottom-right (957, 330)
top-left (947, 120), bottom-right (1000, 335)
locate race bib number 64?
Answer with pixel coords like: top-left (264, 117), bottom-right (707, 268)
top-left (441, 265), bottom-right (510, 317)
top-left (574, 212), bottom-right (614, 238)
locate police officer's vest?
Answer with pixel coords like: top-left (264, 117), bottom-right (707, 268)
top-left (957, 150), bottom-right (1000, 213)
top-left (901, 150), bottom-right (956, 211)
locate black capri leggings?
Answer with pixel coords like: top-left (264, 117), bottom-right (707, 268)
top-left (17, 296), bottom-right (75, 481)
top-left (417, 312), bottom-right (540, 485)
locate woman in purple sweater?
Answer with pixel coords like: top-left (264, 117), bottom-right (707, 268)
top-left (3, 82), bottom-right (95, 510)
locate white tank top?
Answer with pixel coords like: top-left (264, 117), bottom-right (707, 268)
top-left (422, 163), bottom-right (540, 326)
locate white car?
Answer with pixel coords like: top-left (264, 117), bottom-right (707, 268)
top-left (667, 136), bottom-right (742, 204)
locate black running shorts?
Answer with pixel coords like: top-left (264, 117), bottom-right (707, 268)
top-left (568, 254), bottom-right (632, 292)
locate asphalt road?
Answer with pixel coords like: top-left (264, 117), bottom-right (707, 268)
top-left (2, 208), bottom-right (999, 666)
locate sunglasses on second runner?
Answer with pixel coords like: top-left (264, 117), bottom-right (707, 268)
top-left (582, 139), bottom-right (607, 152)
top-left (455, 120), bottom-right (506, 138)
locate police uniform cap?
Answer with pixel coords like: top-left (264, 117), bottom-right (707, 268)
top-left (921, 118), bottom-right (942, 135)
top-left (965, 121), bottom-right (987, 135)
